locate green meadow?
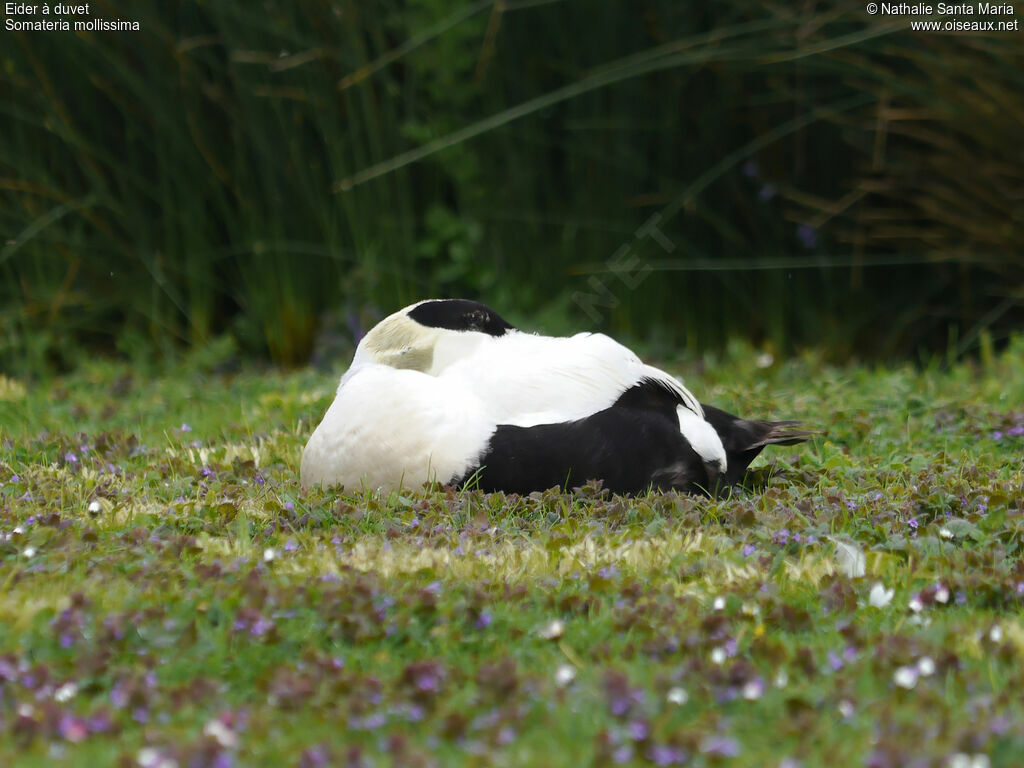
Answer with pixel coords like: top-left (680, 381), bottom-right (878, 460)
top-left (2, 339), bottom-right (1023, 767)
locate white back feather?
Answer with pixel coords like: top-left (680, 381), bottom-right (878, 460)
top-left (437, 331), bottom-right (704, 426)
top-left (300, 365), bottom-right (494, 492)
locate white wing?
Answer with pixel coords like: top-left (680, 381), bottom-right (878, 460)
top-left (300, 365), bottom-right (494, 492)
top-left (438, 331), bottom-right (703, 427)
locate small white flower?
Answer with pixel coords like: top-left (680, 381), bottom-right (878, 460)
top-left (939, 527), bottom-right (954, 539)
top-left (917, 656), bottom-right (936, 677)
top-left (22, 546), bottom-right (36, 558)
top-left (989, 625), bottom-right (1003, 643)
top-left (54, 682), bottom-right (78, 702)
top-left (88, 500), bottom-right (102, 514)
top-left (908, 596), bottom-right (924, 613)
top-left (832, 539), bottom-right (866, 578)
top-left (554, 664), bottom-right (576, 687)
top-left (137, 748), bottom-right (179, 768)
top-left (710, 647), bottom-right (727, 665)
top-left (838, 699), bottom-right (855, 718)
top-left (893, 666), bottom-right (918, 689)
top-left (666, 686), bottom-right (689, 705)
top-left (13, 526), bottom-right (24, 535)
top-left (262, 547), bottom-right (276, 563)
top-left (203, 718), bottom-right (238, 749)
top-left (934, 585), bottom-right (950, 604)
top-left (869, 583), bottom-right (894, 609)
top-left (741, 679), bottom-right (764, 700)
top-left (17, 703), bottom-right (33, 717)
top-left (755, 352), bottom-right (775, 369)
top-left (712, 596), bottom-right (726, 611)
top-left (949, 755), bottom-right (991, 768)
top-left (538, 619), bottom-right (565, 640)
top-left (774, 669), bottom-right (789, 688)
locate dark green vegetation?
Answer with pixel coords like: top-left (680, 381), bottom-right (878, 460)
top-left (2, 341), bottom-right (1023, 766)
top-left (3, 1), bottom-right (1022, 372)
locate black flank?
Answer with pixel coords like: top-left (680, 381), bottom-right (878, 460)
top-left (460, 407), bottom-right (707, 496)
top-left (407, 299), bottom-right (515, 336)
top-left (613, 377), bottom-right (687, 417)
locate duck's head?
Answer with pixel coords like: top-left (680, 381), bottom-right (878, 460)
top-left (351, 299), bottom-right (515, 373)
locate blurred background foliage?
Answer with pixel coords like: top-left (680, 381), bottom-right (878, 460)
top-left (1, 0), bottom-right (1021, 373)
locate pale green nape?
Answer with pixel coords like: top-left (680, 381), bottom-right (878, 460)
top-left (359, 313), bottom-right (437, 372)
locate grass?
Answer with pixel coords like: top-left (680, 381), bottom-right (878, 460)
top-left (1, 339), bottom-right (1024, 767)
top-left (3, 1), bottom-right (1021, 371)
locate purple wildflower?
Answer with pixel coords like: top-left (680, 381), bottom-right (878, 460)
top-left (283, 539), bottom-right (298, 552)
top-left (628, 720), bottom-right (649, 741)
top-left (647, 744), bottom-right (687, 766)
top-left (179, 423), bottom-right (192, 433)
top-left (58, 714), bottom-right (89, 743)
top-left (110, 682), bottom-right (129, 708)
top-left (701, 736), bottom-right (741, 757)
top-left (991, 430), bottom-right (1004, 441)
top-left (758, 184), bottom-right (777, 202)
top-left (796, 224), bottom-right (818, 248)
top-left (351, 712), bottom-right (386, 731)
top-left (284, 501), bottom-right (294, 512)
top-left (612, 745), bottom-right (635, 764)
top-left (87, 711), bottom-right (114, 733)
top-left (250, 617), bottom-right (274, 637)
top-left (742, 544), bottom-right (756, 557)
top-left (297, 745), bottom-right (333, 768)
top-left (416, 672), bottom-right (441, 694)
top-left (64, 451), bottom-right (78, 464)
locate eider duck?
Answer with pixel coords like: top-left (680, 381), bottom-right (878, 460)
top-left (300, 299), bottom-right (808, 495)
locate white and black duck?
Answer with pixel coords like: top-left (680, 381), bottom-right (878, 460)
top-left (300, 299), bottom-right (809, 495)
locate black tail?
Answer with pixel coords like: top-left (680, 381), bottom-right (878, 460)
top-left (701, 404), bottom-right (815, 486)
